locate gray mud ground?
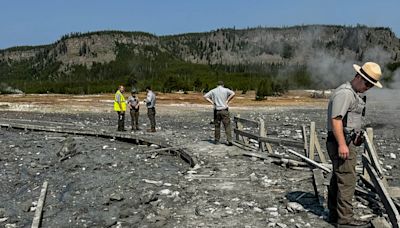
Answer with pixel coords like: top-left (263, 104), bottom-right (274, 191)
top-left (1, 93), bottom-right (399, 228)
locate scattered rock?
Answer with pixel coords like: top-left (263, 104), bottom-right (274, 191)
top-left (287, 202), bottom-right (304, 212)
top-left (110, 193), bottom-right (124, 201)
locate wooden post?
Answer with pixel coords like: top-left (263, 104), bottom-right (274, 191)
top-left (258, 118), bottom-right (266, 152)
top-left (364, 129), bottom-right (385, 179)
top-left (309, 122), bottom-right (316, 160)
top-left (258, 118), bottom-right (272, 153)
top-left (314, 132), bottom-right (327, 163)
top-left (301, 125), bottom-right (309, 157)
top-left (362, 128), bottom-right (373, 184)
top-left (312, 169), bottom-right (327, 207)
top-left (31, 181), bottom-right (48, 228)
top-left (235, 114), bottom-right (241, 141)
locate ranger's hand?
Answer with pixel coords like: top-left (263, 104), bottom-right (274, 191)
top-left (338, 144), bottom-right (349, 160)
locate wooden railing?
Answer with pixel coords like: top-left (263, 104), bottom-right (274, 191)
top-left (233, 115), bottom-right (400, 227)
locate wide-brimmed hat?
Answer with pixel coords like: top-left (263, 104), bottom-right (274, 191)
top-left (353, 62), bottom-right (382, 88)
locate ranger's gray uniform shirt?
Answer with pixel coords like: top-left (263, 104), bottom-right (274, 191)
top-left (145, 90), bottom-right (156, 108)
top-left (327, 82), bottom-right (365, 132)
top-left (127, 96), bottom-right (139, 110)
top-left (204, 86), bottom-right (234, 110)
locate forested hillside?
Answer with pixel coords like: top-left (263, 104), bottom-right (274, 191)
top-left (1, 25), bottom-right (399, 95)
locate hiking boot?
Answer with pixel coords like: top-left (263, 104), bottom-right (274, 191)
top-left (147, 128), bottom-right (156, 133)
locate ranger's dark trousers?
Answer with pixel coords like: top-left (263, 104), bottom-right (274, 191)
top-left (326, 134), bottom-right (357, 224)
top-left (130, 110), bottom-right (139, 130)
top-left (147, 107), bottom-right (156, 130)
top-left (214, 109), bottom-right (232, 143)
top-left (117, 111), bottom-right (125, 131)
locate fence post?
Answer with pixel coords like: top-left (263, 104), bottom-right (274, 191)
top-left (259, 118), bottom-right (266, 152)
top-left (309, 122), bottom-right (316, 160)
top-left (302, 125), bottom-right (309, 157)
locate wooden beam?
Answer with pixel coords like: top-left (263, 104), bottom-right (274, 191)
top-left (309, 122), bottom-right (316, 160)
top-left (363, 155), bottom-right (400, 228)
top-left (301, 125), bottom-right (309, 157)
top-left (371, 217), bottom-right (391, 228)
top-left (0, 121), bottom-right (195, 167)
top-left (258, 118), bottom-right (265, 152)
top-left (364, 130), bottom-right (384, 177)
top-left (228, 150), bottom-right (308, 168)
top-left (31, 181), bottom-right (48, 228)
top-left (258, 136), bottom-right (304, 148)
top-left (144, 147), bottom-right (176, 153)
top-left (312, 169), bottom-right (327, 207)
top-left (233, 116), bottom-right (259, 128)
top-left (314, 132), bottom-right (327, 163)
top-left (286, 149), bottom-right (331, 173)
top-left (233, 128), bottom-right (259, 140)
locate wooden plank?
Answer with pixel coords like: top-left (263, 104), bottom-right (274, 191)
top-left (232, 141), bottom-right (258, 151)
top-left (314, 132), bottom-right (327, 163)
top-left (312, 169), bottom-right (327, 207)
top-left (309, 122), bottom-right (316, 160)
top-left (371, 217), bottom-right (391, 228)
top-left (259, 136), bottom-right (304, 148)
top-left (144, 147), bottom-right (176, 153)
top-left (228, 150), bottom-right (308, 167)
top-left (233, 128), bottom-right (259, 140)
top-left (258, 119), bottom-right (266, 152)
top-left (233, 116), bottom-right (259, 128)
top-left (286, 149), bottom-right (331, 173)
top-left (234, 114), bottom-right (241, 141)
top-left (362, 128), bottom-right (373, 185)
top-left (266, 143), bottom-right (273, 154)
top-left (363, 155), bottom-right (400, 228)
top-left (0, 121), bottom-right (195, 168)
top-left (389, 187), bottom-right (400, 198)
top-left (31, 181), bottom-right (48, 228)
top-left (301, 125), bottom-right (309, 157)
top-left (364, 130), bottom-right (384, 177)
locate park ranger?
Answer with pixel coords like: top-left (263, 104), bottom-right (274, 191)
top-left (326, 62), bottom-right (383, 227)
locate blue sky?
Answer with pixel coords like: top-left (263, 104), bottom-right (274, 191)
top-left (1, 0), bottom-right (399, 49)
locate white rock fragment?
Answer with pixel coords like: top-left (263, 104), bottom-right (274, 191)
top-left (390, 153), bottom-right (397, 159)
top-left (253, 207), bottom-right (263, 213)
top-left (249, 173), bottom-right (258, 182)
top-left (142, 179), bottom-right (163, 186)
top-left (0, 218), bottom-right (8, 223)
top-left (270, 211), bottom-right (279, 217)
top-left (265, 207), bottom-right (278, 211)
top-left (287, 202), bottom-right (304, 212)
top-left (102, 145), bottom-right (109, 150)
top-left (158, 189), bottom-right (171, 195)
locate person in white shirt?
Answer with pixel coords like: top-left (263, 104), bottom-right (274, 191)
top-left (144, 86), bottom-right (156, 132)
top-left (204, 81), bottom-right (235, 146)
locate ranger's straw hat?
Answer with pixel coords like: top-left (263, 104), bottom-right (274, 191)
top-left (353, 62), bottom-right (383, 88)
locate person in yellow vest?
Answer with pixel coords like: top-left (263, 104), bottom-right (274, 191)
top-left (114, 85), bottom-right (126, 131)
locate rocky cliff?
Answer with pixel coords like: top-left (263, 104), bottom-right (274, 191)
top-left (1, 25), bottom-right (399, 67)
